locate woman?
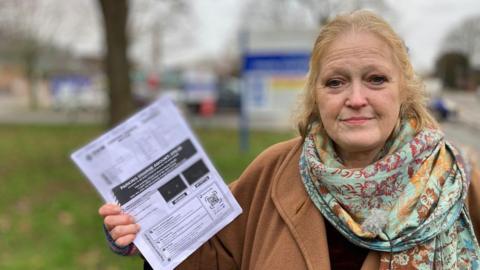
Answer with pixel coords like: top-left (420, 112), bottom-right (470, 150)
top-left (99, 10), bottom-right (480, 269)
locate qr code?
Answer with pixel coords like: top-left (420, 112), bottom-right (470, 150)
top-left (204, 191), bottom-right (221, 209)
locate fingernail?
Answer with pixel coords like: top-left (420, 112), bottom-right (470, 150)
top-left (136, 224), bottom-right (141, 230)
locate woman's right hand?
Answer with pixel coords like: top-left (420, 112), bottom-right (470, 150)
top-left (98, 203), bottom-right (141, 247)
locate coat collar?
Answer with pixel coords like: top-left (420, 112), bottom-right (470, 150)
top-left (271, 138), bottom-right (331, 270)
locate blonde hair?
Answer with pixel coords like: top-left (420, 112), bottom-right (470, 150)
top-left (295, 10), bottom-right (438, 138)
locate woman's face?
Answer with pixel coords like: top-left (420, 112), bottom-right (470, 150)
top-left (315, 31), bottom-right (402, 166)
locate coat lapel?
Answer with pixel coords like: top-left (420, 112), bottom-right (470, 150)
top-left (271, 138), bottom-right (331, 270)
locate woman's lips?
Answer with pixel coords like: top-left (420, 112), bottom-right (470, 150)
top-left (341, 117), bottom-right (373, 125)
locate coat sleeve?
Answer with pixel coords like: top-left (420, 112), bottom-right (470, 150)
top-left (467, 152), bottom-right (480, 240)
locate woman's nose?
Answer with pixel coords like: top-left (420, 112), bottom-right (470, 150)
top-left (345, 82), bottom-right (368, 108)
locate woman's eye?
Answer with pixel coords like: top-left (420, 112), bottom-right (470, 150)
top-left (369, 75), bottom-right (387, 85)
top-left (325, 79), bottom-right (343, 88)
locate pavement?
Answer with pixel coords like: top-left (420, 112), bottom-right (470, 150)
top-left (0, 91), bottom-right (479, 131)
top-left (442, 91), bottom-right (480, 130)
top-left (0, 105), bottom-right (106, 125)
top-left (0, 97), bottom-right (241, 128)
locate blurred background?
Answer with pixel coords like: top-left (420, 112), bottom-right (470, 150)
top-left (0, 0), bottom-right (479, 269)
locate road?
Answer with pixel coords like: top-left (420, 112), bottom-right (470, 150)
top-left (442, 121), bottom-right (480, 153)
top-left (441, 91), bottom-right (480, 153)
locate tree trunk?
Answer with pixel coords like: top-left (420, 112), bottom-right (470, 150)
top-left (98, 0), bottom-right (135, 127)
top-left (24, 47), bottom-right (38, 111)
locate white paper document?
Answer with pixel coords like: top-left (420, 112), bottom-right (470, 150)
top-left (71, 96), bottom-right (242, 270)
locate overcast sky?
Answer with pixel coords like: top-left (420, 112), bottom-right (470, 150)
top-left (41, 0), bottom-right (480, 73)
top-left (164, 0), bottom-right (480, 73)
top-left (389, 0), bottom-right (480, 72)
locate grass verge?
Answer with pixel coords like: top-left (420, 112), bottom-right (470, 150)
top-left (0, 124), bottom-right (294, 269)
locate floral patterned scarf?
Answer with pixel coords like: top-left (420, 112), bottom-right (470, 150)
top-left (300, 120), bottom-right (480, 269)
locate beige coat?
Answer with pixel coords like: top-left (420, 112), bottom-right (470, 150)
top-left (175, 137), bottom-right (480, 270)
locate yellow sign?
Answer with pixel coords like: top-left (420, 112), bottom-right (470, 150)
top-left (269, 75), bottom-right (306, 91)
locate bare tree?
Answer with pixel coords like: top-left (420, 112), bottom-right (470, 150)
top-left (97, 0), bottom-right (193, 126)
top-left (437, 15), bottom-right (480, 90)
top-left (0, 0), bottom-right (68, 110)
top-left (243, 0), bottom-right (392, 30)
top-left (440, 15), bottom-right (480, 62)
top-left (98, 0), bottom-right (135, 127)
top-left (129, 0), bottom-right (193, 73)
